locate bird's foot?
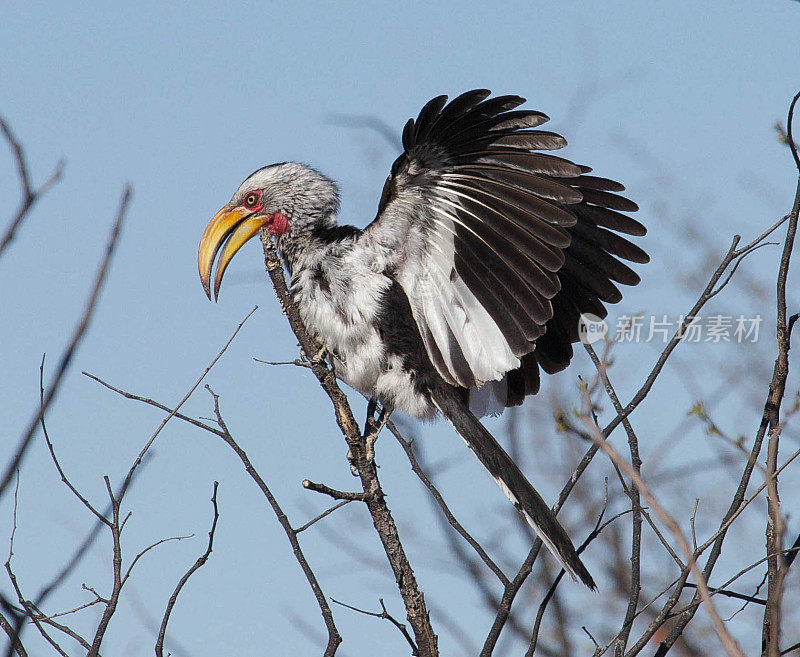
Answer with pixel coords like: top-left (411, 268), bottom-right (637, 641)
top-left (346, 448), bottom-right (359, 476)
top-left (364, 398), bottom-right (378, 431)
top-left (301, 345), bottom-right (329, 364)
top-left (364, 402), bottom-right (391, 463)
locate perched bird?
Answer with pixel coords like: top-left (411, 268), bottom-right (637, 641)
top-left (198, 90), bottom-right (647, 588)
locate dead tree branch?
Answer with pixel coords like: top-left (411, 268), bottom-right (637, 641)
top-left (331, 597), bottom-right (418, 655)
top-left (0, 115), bottom-right (65, 259)
top-left (156, 481), bottom-right (220, 657)
top-left (0, 186), bottom-right (131, 501)
top-left (763, 89), bottom-right (800, 657)
top-left (203, 385), bottom-right (343, 656)
top-left (583, 343), bottom-right (643, 657)
top-left (258, 231), bottom-right (438, 656)
top-left (388, 420), bottom-right (509, 586)
top-left (302, 480), bottom-right (373, 502)
top-left (576, 396), bottom-right (746, 657)
top-left (83, 375), bottom-right (344, 656)
top-left (647, 94), bottom-right (800, 657)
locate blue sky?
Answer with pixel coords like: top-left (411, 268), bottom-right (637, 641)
top-left (2, 2), bottom-right (799, 655)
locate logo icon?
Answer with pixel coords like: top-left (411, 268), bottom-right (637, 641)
top-left (578, 313), bottom-right (608, 345)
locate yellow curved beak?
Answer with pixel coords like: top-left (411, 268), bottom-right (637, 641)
top-left (198, 207), bottom-right (269, 301)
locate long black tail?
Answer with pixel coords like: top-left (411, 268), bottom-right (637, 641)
top-left (432, 387), bottom-right (596, 589)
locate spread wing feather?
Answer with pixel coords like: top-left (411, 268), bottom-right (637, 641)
top-left (361, 90), bottom-right (647, 398)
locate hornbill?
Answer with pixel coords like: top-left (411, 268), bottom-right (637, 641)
top-left (198, 90), bottom-right (648, 588)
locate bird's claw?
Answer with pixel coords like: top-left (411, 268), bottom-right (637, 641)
top-left (347, 448), bottom-right (359, 476)
top-left (301, 345), bottom-right (329, 364)
top-left (363, 401), bottom-right (390, 463)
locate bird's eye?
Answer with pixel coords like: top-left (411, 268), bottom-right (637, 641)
top-left (243, 192), bottom-right (260, 208)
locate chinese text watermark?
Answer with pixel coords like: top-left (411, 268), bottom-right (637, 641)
top-left (578, 314), bottom-right (763, 345)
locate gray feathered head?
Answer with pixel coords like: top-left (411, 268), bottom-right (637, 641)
top-left (198, 162), bottom-right (339, 300)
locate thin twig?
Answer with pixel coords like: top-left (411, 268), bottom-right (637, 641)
top-left (763, 90), bottom-right (800, 657)
top-left (0, 610), bottom-right (27, 657)
top-left (388, 420), bottom-right (509, 586)
top-left (5, 476), bottom-right (71, 657)
top-left (302, 480), bottom-right (373, 502)
top-left (203, 385), bottom-right (342, 656)
top-left (577, 396), bottom-right (745, 657)
top-left (86, 478), bottom-right (122, 657)
top-left (156, 482), bottom-right (220, 657)
top-left (583, 343), bottom-right (643, 657)
top-left (110, 306), bottom-right (258, 508)
top-left (31, 615), bottom-right (93, 653)
top-left (0, 114), bottom-right (65, 258)
top-left (31, 597), bottom-right (106, 621)
top-left (295, 500), bottom-right (352, 534)
top-left (331, 597), bottom-right (418, 655)
top-left (0, 186), bottom-right (130, 501)
top-left (682, 583), bottom-right (765, 605)
top-left (39, 355), bottom-right (109, 524)
top-left (84, 374), bottom-right (225, 437)
top-left (121, 534), bottom-right (194, 588)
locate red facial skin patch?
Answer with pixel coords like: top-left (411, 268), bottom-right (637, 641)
top-left (268, 211), bottom-right (290, 235)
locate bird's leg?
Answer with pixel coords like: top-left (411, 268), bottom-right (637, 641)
top-left (347, 448), bottom-right (358, 476)
top-left (365, 402), bottom-right (392, 464)
top-left (300, 343), bottom-right (339, 381)
top-left (349, 398), bottom-right (378, 476)
top-left (300, 344), bottom-right (329, 364)
top-left (364, 397), bottom-right (378, 434)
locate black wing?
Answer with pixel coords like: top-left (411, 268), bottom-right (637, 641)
top-left (360, 90), bottom-right (647, 399)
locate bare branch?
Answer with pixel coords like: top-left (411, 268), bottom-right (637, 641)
top-left (577, 393), bottom-right (745, 657)
top-left (86, 477), bottom-right (123, 657)
top-left (84, 373), bottom-right (225, 437)
top-left (0, 114), bottom-right (65, 258)
top-left (583, 343), bottom-right (643, 657)
top-left (387, 420), bottom-right (509, 586)
top-left (31, 596), bottom-right (106, 622)
top-left (121, 534), bottom-right (194, 588)
top-left (294, 500), bottom-right (353, 534)
top-left (108, 305), bottom-right (258, 508)
top-left (331, 597), bottom-right (418, 654)
top-left (762, 94), bottom-right (800, 655)
top-left (0, 610), bottom-right (27, 657)
top-left (31, 615), bottom-right (93, 653)
top-left (39, 355), bottom-right (109, 524)
top-left (82, 371), bottom-right (346, 655)
top-left (302, 480), bottom-right (373, 502)
top-left (156, 481), bottom-right (220, 657)
top-left (0, 186), bottom-right (131, 501)
top-left (259, 231), bottom-right (438, 656)
top-left (5, 476), bottom-right (70, 657)
top-left (203, 385), bottom-right (342, 656)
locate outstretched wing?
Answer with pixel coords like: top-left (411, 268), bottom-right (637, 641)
top-left (361, 90), bottom-right (647, 397)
